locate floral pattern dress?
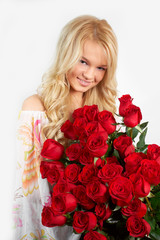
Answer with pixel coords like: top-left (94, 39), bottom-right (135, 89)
top-left (12, 111), bottom-right (81, 240)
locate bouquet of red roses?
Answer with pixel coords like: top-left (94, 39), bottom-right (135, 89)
top-left (40, 94), bottom-right (160, 240)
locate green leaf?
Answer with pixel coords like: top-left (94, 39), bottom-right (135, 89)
top-left (136, 144), bottom-right (148, 154)
top-left (137, 128), bottom-right (148, 149)
top-left (104, 144), bottom-right (113, 158)
top-left (144, 214), bottom-right (156, 231)
top-left (97, 229), bottom-right (108, 237)
top-left (156, 212), bottom-right (160, 222)
top-left (140, 121), bottom-right (148, 129)
top-left (150, 192), bottom-right (160, 210)
top-left (126, 127), bottom-right (139, 139)
top-left (135, 125), bottom-right (143, 133)
top-left (149, 228), bottom-right (160, 240)
top-left (112, 149), bottom-right (120, 159)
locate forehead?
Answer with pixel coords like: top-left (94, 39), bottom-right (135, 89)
top-left (82, 39), bottom-right (108, 66)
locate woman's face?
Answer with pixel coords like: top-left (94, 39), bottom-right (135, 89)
top-left (66, 39), bottom-right (108, 97)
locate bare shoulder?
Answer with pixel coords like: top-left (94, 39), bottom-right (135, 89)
top-left (22, 94), bottom-right (45, 111)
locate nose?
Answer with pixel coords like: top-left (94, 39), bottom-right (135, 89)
top-left (83, 67), bottom-right (95, 80)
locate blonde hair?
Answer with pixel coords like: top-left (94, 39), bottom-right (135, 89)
top-left (38, 15), bottom-right (118, 144)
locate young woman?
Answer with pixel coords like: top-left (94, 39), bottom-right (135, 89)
top-left (13, 15), bottom-right (118, 239)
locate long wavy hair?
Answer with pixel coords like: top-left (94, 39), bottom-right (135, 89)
top-left (38, 15), bottom-right (118, 144)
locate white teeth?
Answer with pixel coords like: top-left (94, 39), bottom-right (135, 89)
top-left (81, 80), bottom-right (86, 83)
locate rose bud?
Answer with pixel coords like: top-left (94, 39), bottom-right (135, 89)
top-left (97, 110), bottom-right (116, 135)
top-left (118, 94), bottom-right (133, 116)
top-left (123, 104), bottom-right (142, 128)
top-left (85, 121), bottom-right (105, 137)
top-left (124, 152), bottom-right (146, 177)
top-left (86, 180), bottom-right (109, 203)
top-left (72, 107), bottom-right (85, 119)
top-left (147, 144), bottom-right (160, 163)
top-left (121, 198), bottom-right (147, 218)
top-left (65, 163), bottom-right (81, 184)
top-left (73, 211), bottom-right (97, 233)
top-left (86, 132), bottom-right (108, 157)
top-left (95, 158), bottom-right (106, 168)
top-left (78, 164), bottom-right (98, 185)
top-left (61, 120), bottom-right (77, 140)
top-left (129, 173), bottom-right (150, 198)
top-left (40, 161), bottom-right (65, 185)
top-left (113, 135), bottom-right (135, 158)
top-left (72, 185), bottom-right (95, 210)
top-left (109, 176), bottom-right (134, 207)
top-left (126, 216), bottom-right (151, 238)
top-left (139, 159), bottom-right (160, 185)
top-left (83, 105), bottom-right (99, 121)
top-left (41, 206), bottom-right (66, 227)
top-left (52, 193), bottom-right (77, 215)
top-left (41, 139), bottom-right (64, 160)
top-left (95, 203), bottom-right (112, 221)
top-left (106, 156), bottom-right (120, 165)
top-left (79, 149), bottom-right (94, 165)
top-left (52, 179), bottom-right (69, 196)
top-left (84, 231), bottom-right (107, 240)
top-left (73, 117), bottom-right (88, 135)
top-left (66, 143), bottom-right (82, 161)
top-left (98, 163), bottom-right (123, 184)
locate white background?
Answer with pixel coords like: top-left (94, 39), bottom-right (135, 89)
top-left (0, 0), bottom-right (160, 239)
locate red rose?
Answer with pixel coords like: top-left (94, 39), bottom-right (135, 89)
top-left (73, 117), bottom-right (87, 135)
top-left (78, 164), bottom-right (98, 185)
top-left (109, 176), bottom-right (133, 207)
top-left (86, 132), bottom-right (108, 157)
top-left (124, 152), bottom-right (146, 177)
top-left (72, 107), bottom-right (85, 119)
top-left (98, 163), bottom-right (123, 184)
top-left (52, 193), bottom-right (77, 215)
top-left (61, 120), bottom-right (77, 140)
top-left (83, 105), bottom-right (99, 121)
top-left (84, 231), bottom-right (107, 240)
top-left (126, 216), bottom-right (151, 238)
top-left (86, 180), bottom-right (109, 203)
top-left (97, 110), bottom-right (116, 135)
top-left (106, 156), bottom-right (120, 165)
top-left (65, 163), bottom-right (81, 184)
top-left (139, 159), bottom-right (160, 185)
top-left (147, 144), bottom-right (160, 163)
top-left (129, 173), bottom-right (150, 197)
top-left (40, 161), bottom-right (65, 185)
top-left (113, 135), bottom-right (135, 158)
top-left (95, 203), bottom-right (112, 221)
top-left (72, 185), bottom-right (95, 210)
top-left (121, 198), bottom-right (147, 218)
top-left (85, 121), bottom-right (105, 137)
top-left (52, 179), bottom-right (68, 196)
top-left (79, 149), bottom-right (94, 165)
top-left (41, 206), bottom-right (66, 227)
top-left (73, 211), bottom-right (97, 233)
top-left (66, 143), bottom-right (82, 161)
top-left (41, 139), bottom-right (64, 160)
top-left (95, 158), bottom-right (106, 168)
top-left (52, 178), bottom-right (77, 196)
top-left (123, 105), bottom-right (142, 128)
top-left (118, 94), bottom-right (133, 117)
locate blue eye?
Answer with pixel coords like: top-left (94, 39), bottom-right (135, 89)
top-left (97, 67), bottom-right (106, 71)
top-left (80, 60), bottom-right (87, 65)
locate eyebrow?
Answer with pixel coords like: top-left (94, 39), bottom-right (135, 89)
top-left (82, 56), bottom-right (108, 67)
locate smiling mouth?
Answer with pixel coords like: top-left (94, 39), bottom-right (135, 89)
top-left (77, 77), bottom-right (93, 86)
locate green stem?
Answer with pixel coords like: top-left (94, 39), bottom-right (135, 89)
top-left (130, 129), bottom-right (133, 138)
top-left (145, 196), bottom-right (153, 212)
